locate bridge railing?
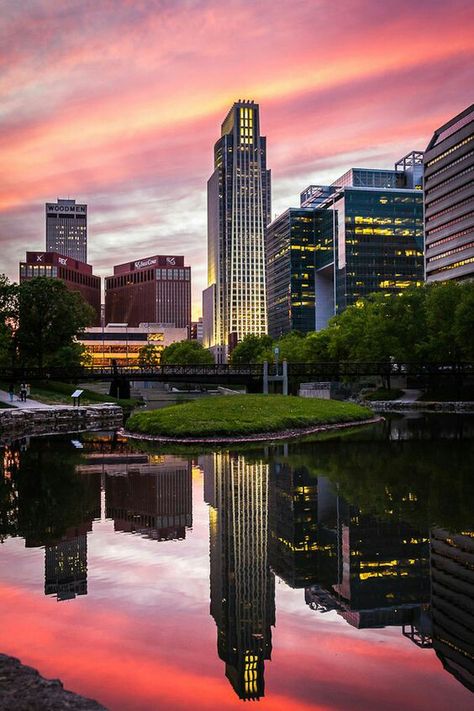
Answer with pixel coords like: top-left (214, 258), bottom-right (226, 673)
top-left (0, 362), bottom-right (473, 381)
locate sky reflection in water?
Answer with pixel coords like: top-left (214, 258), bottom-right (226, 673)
top-left (0, 414), bottom-right (473, 710)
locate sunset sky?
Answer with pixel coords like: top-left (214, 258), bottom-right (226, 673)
top-left (1, 0), bottom-right (474, 318)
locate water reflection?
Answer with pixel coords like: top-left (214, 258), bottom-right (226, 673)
top-left (0, 415), bottom-right (473, 707)
top-left (205, 453), bottom-right (275, 700)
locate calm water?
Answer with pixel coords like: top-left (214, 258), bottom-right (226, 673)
top-left (1, 414), bottom-right (473, 710)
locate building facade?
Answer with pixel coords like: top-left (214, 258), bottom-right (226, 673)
top-left (19, 251), bottom-right (101, 325)
top-left (204, 100), bottom-right (271, 360)
top-left (78, 323), bottom-right (188, 367)
top-left (46, 199), bottom-right (87, 263)
top-left (105, 254), bottom-right (191, 329)
top-left (424, 104), bottom-right (474, 282)
top-left (266, 208), bottom-right (334, 337)
top-left (297, 152), bottom-right (424, 330)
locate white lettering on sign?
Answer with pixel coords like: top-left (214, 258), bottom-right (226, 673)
top-left (36, 254), bottom-right (44, 262)
top-left (134, 258), bottom-right (157, 269)
top-left (166, 257), bottom-right (176, 265)
top-left (58, 257), bottom-right (68, 265)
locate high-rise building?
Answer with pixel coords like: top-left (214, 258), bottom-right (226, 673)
top-left (424, 104), bottom-right (474, 283)
top-left (207, 452), bottom-right (275, 700)
top-left (45, 199), bottom-right (87, 263)
top-left (105, 254), bottom-right (191, 329)
top-left (19, 250), bottom-right (101, 325)
top-left (203, 100), bottom-right (271, 361)
top-left (266, 208), bottom-right (333, 337)
top-left (267, 152), bottom-right (424, 332)
top-left (45, 526), bottom-right (89, 601)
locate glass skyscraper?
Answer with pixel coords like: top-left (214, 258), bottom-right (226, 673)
top-left (203, 101), bottom-right (271, 360)
top-left (266, 153), bottom-right (424, 335)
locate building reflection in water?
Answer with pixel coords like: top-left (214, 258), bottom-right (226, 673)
top-left (203, 453), bottom-right (275, 701)
top-left (78, 450), bottom-right (192, 542)
top-left (431, 529), bottom-right (474, 692)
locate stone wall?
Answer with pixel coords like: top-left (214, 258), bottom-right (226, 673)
top-left (368, 400), bottom-right (474, 413)
top-left (0, 405), bottom-right (123, 442)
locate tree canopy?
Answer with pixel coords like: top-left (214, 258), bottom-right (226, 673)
top-left (0, 275), bottom-right (95, 368)
top-left (160, 339), bottom-right (214, 365)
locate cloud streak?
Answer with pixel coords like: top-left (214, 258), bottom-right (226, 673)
top-left (0, 0), bottom-right (473, 317)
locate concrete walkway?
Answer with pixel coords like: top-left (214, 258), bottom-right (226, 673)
top-left (0, 389), bottom-right (55, 409)
top-left (394, 389), bottom-right (423, 402)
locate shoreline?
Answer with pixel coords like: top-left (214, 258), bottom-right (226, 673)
top-left (120, 415), bottom-right (382, 445)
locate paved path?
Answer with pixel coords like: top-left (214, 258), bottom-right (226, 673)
top-left (395, 389), bottom-right (423, 402)
top-left (0, 389), bottom-right (55, 409)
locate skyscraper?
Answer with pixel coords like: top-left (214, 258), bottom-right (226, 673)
top-left (203, 100), bottom-right (271, 361)
top-left (45, 198), bottom-right (87, 262)
top-left (424, 104), bottom-right (474, 282)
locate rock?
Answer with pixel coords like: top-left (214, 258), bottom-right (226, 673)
top-left (0, 653), bottom-right (107, 710)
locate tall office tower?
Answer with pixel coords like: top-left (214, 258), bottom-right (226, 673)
top-left (430, 528), bottom-right (474, 692)
top-left (291, 151), bottom-right (424, 330)
top-left (424, 105), bottom-right (474, 283)
top-left (46, 199), bottom-right (87, 263)
top-left (207, 453), bottom-right (275, 700)
top-left (203, 100), bottom-right (271, 361)
top-left (105, 254), bottom-right (191, 329)
top-left (266, 208), bottom-right (333, 337)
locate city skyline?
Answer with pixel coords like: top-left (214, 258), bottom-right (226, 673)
top-left (1, 1), bottom-right (474, 319)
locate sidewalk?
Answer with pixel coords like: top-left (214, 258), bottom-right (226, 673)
top-left (0, 389), bottom-right (55, 409)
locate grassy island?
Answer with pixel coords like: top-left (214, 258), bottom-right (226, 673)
top-left (126, 395), bottom-right (373, 439)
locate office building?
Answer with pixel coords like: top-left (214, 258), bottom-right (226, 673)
top-left (19, 250), bottom-right (101, 325)
top-left (105, 254), bottom-right (191, 329)
top-left (78, 323), bottom-right (188, 367)
top-left (424, 104), bottom-right (474, 282)
top-left (45, 526), bottom-right (89, 601)
top-left (46, 199), bottom-right (87, 263)
top-left (207, 452), bottom-right (275, 700)
top-left (267, 153), bottom-right (424, 333)
top-left (266, 208), bottom-right (333, 337)
top-left (203, 100), bottom-right (271, 361)
top-left (431, 528), bottom-right (474, 691)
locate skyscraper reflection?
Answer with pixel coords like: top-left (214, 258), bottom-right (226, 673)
top-left (205, 452), bottom-right (275, 701)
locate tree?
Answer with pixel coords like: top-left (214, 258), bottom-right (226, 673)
top-left (160, 340), bottom-right (214, 365)
top-left (454, 284), bottom-right (474, 360)
top-left (17, 278), bottom-right (95, 368)
top-left (137, 343), bottom-right (161, 368)
top-left (0, 275), bottom-right (18, 366)
top-left (229, 334), bottom-right (273, 365)
top-left (273, 331), bottom-right (307, 363)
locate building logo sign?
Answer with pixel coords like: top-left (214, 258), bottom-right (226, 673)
top-left (36, 255), bottom-right (44, 262)
top-left (46, 204), bottom-right (86, 213)
top-left (58, 257), bottom-right (68, 265)
top-left (134, 257), bottom-right (157, 270)
top-left (166, 257), bottom-right (176, 265)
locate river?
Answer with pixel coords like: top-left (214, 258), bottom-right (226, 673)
top-left (1, 413), bottom-right (473, 710)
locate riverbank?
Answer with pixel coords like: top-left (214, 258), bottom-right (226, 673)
top-left (124, 394), bottom-right (374, 442)
top-left (0, 653), bottom-right (106, 710)
top-left (0, 404), bottom-right (123, 442)
top-left (368, 400), bottom-right (474, 413)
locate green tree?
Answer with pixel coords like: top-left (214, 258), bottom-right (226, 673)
top-left (229, 334), bottom-right (273, 365)
top-left (454, 284), bottom-right (474, 360)
top-left (273, 331), bottom-right (308, 363)
top-left (137, 343), bottom-right (161, 368)
top-left (0, 275), bottom-right (18, 366)
top-left (17, 278), bottom-right (94, 368)
top-left (160, 340), bottom-right (214, 365)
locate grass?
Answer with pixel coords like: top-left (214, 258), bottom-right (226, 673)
top-left (1, 380), bottom-right (142, 413)
top-left (126, 394), bottom-right (373, 438)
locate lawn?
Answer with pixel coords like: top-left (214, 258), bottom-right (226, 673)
top-left (126, 394), bottom-right (373, 438)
